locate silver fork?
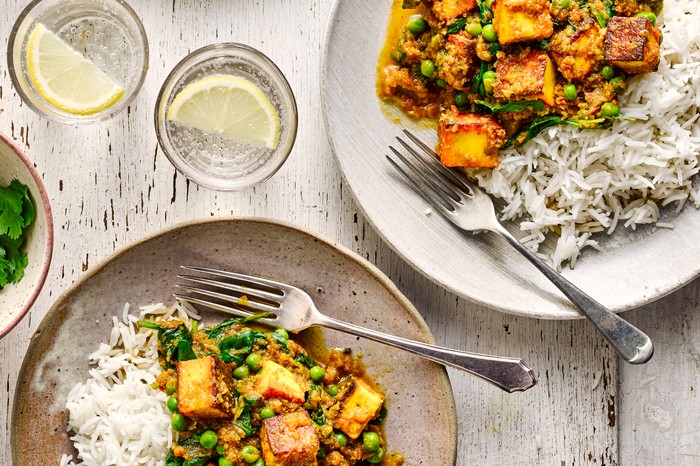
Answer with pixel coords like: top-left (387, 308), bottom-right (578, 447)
top-left (386, 130), bottom-right (653, 364)
top-left (175, 265), bottom-right (537, 393)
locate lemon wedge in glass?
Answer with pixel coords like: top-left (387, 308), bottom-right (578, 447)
top-left (25, 23), bottom-right (125, 116)
top-left (167, 75), bottom-right (280, 149)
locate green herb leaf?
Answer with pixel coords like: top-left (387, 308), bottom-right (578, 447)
top-left (471, 61), bottom-right (489, 96)
top-left (0, 184), bottom-right (25, 239)
top-left (295, 352), bottom-right (317, 368)
top-left (475, 99), bottom-right (545, 113)
top-left (401, 0), bottom-right (422, 8)
top-left (446, 17), bottom-right (466, 35)
top-left (0, 180), bottom-right (34, 289)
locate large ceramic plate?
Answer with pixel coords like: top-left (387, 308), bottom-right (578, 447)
top-left (321, 0), bottom-right (700, 319)
top-left (12, 218), bottom-right (457, 465)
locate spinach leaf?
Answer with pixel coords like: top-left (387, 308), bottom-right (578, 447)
top-left (184, 459), bottom-right (209, 466)
top-left (295, 351), bottom-right (317, 368)
top-left (446, 18), bottom-right (466, 35)
top-left (165, 452), bottom-right (184, 466)
top-left (590, 0), bottom-right (614, 27)
top-left (471, 61), bottom-right (489, 96)
top-left (234, 396), bottom-right (261, 437)
top-left (402, 0), bottom-right (422, 8)
top-left (310, 406), bottom-right (326, 426)
top-left (138, 322), bottom-right (196, 368)
top-left (506, 115), bottom-right (565, 147)
top-left (371, 404), bottom-right (388, 424)
top-left (475, 99), bottom-right (545, 113)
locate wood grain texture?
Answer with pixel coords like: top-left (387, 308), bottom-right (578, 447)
top-left (0, 1), bottom-right (696, 465)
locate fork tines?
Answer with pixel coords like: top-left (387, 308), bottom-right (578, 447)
top-left (175, 266), bottom-right (282, 323)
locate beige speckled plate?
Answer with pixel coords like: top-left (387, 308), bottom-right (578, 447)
top-left (12, 218), bottom-right (457, 465)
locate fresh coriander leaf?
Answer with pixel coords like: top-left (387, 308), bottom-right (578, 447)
top-left (0, 184), bottom-right (25, 239)
top-left (10, 179), bottom-right (35, 227)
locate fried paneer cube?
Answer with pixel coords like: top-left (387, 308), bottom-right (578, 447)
top-left (494, 49), bottom-right (556, 106)
top-left (492, 0), bottom-right (553, 44)
top-left (550, 20), bottom-right (605, 81)
top-left (435, 32), bottom-right (478, 90)
top-left (177, 355), bottom-right (235, 419)
top-left (436, 108), bottom-right (506, 168)
top-left (333, 378), bottom-right (385, 439)
top-left (255, 360), bottom-right (306, 403)
top-left (260, 411), bottom-right (320, 466)
top-left (605, 16), bottom-right (660, 73)
top-left (428, 0), bottom-right (477, 22)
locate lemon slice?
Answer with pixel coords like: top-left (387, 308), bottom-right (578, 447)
top-left (26, 23), bottom-right (125, 116)
top-left (167, 75), bottom-right (280, 149)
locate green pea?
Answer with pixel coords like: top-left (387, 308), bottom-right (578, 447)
top-left (233, 365), bottom-right (250, 380)
top-left (260, 406), bottom-right (275, 419)
top-left (309, 365), bottom-right (325, 382)
top-left (420, 59), bottom-right (435, 78)
top-left (335, 432), bottom-right (348, 447)
top-left (166, 395), bottom-right (178, 413)
top-left (553, 0), bottom-right (570, 9)
top-left (246, 353), bottom-right (262, 370)
top-left (367, 447), bottom-right (385, 464)
top-left (171, 413), bottom-right (186, 432)
top-left (600, 102), bottom-right (620, 117)
top-left (609, 77), bottom-right (625, 94)
top-left (482, 70), bottom-right (497, 94)
top-left (563, 83), bottom-right (577, 101)
top-left (273, 328), bottom-right (289, 340)
top-left (362, 432), bottom-right (380, 452)
top-left (465, 22), bottom-right (482, 37)
top-left (219, 458), bottom-right (234, 466)
top-left (636, 11), bottom-right (656, 26)
top-left (216, 444), bottom-right (225, 455)
top-left (482, 24), bottom-right (498, 43)
top-left (454, 91), bottom-right (468, 107)
top-left (327, 385), bottom-right (339, 396)
top-left (407, 16), bottom-right (428, 35)
top-left (165, 378), bottom-right (178, 395)
top-left (241, 445), bottom-right (260, 463)
top-left (434, 78), bottom-right (447, 88)
top-left (601, 65), bottom-right (615, 80)
top-left (391, 49), bottom-right (406, 63)
top-left (200, 430), bottom-right (218, 449)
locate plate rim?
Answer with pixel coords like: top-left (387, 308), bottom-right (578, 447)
top-left (12, 216), bottom-right (458, 465)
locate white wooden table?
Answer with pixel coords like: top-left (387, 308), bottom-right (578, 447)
top-left (1, 1), bottom-right (698, 464)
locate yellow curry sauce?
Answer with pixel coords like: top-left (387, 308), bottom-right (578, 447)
top-left (143, 316), bottom-right (404, 466)
top-left (377, 0), bottom-right (663, 168)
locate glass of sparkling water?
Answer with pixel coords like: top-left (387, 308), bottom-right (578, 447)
top-left (7, 0), bottom-right (149, 123)
top-left (154, 43), bottom-right (298, 191)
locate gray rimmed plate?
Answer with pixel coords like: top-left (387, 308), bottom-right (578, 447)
top-left (321, 0), bottom-right (700, 319)
top-left (12, 217), bottom-right (457, 465)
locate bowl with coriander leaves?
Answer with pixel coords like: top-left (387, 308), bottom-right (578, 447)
top-left (0, 132), bottom-right (53, 338)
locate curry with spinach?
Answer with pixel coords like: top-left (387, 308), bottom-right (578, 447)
top-left (140, 315), bottom-right (403, 466)
top-left (378, 0), bottom-right (663, 168)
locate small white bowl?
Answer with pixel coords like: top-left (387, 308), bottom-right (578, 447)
top-left (0, 133), bottom-right (53, 338)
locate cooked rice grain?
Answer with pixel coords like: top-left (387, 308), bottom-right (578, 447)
top-left (60, 302), bottom-right (197, 466)
top-left (474, 3), bottom-right (700, 270)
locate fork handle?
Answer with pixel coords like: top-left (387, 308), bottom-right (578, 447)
top-left (494, 226), bottom-right (653, 364)
top-left (317, 315), bottom-right (536, 393)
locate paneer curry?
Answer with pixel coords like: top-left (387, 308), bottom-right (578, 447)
top-left (140, 315), bottom-right (403, 466)
top-left (378, 0), bottom-right (663, 168)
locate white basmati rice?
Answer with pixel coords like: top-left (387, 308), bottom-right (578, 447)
top-left (474, 2), bottom-right (700, 270)
top-left (60, 302), bottom-right (198, 466)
